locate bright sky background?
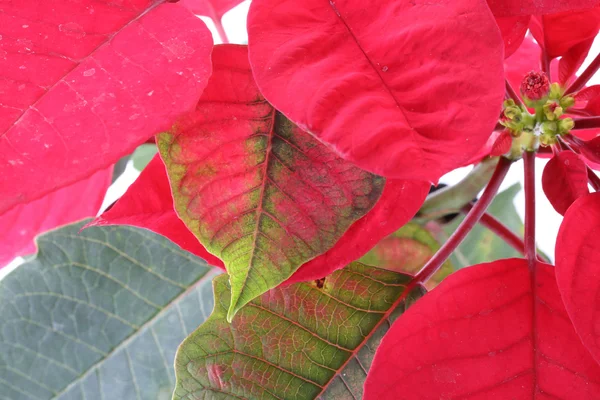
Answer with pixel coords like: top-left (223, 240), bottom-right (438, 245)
top-left (2, 1), bottom-right (599, 280)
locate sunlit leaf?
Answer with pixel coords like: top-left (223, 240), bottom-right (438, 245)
top-left (0, 1), bottom-right (213, 214)
top-left (247, 0), bottom-right (505, 182)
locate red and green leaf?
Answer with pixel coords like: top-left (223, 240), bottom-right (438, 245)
top-left (0, 1), bottom-right (213, 214)
top-left (0, 166), bottom-right (111, 267)
top-left (542, 151), bottom-right (589, 215)
top-left (364, 258), bottom-right (600, 399)
top-left (86, 154), bottom-right (224, 268)
top-left (556, 193), bottom-right (600, 365)
top-left (247, 0), bottom-right (505, 183)
top-left (158, 44), bottom-right (393, 320)
top-left (173, 262), bottom-right (425, 399)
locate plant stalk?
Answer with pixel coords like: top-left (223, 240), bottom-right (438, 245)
top-left (572, 116), bottom-right (600, 131)
top-left (418, 157), bottom-right (498, 220)
top-left (523, 151), bottom-right (536, 270)
top-left (566, 52), bottom-right (600, 95)
top-left (506, 79), bottom-right (523, 106)
top-left (414, 157), bottom-right (513, 283)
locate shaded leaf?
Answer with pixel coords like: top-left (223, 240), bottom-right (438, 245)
top-left (247, 0), bottom-right (505, 182)
top-left (0, 167), bottom-right (111, 268)
top-left (556, 192), bottom-right (600, 365)
top-left (132, 144), bottom-right (158, 172)
top-left (359, 222), bottom-right (453, 290)
top-left (542, 151), bottom-right (589, 215)
top-left (87, 154), bottom-right (224, 268)
top-left (364, 258), bottom-right (600, 399)
top-left (173, 262), bottom-right (425, 400)
top-left (0, 221), bottom-right (219, 400)
top-left (158, 44), bottom-right (392, 320)
top-left (437, 183), bottom-right (524, 268)
top-left (0, 1), bottom-right (213, 214)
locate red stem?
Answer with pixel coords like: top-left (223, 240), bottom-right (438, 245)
top-left (588, 168), bottom-right (600, 191)
top-left (572, 116), bottom-right (600, 131)
top-left (461, 205), bottom-right (525, 256)
top-left (523, 151), bottom-right (536, 270)
top-left (541, 51), bottom-right (551, 82)
top-left (414, 157), bottom-right (512, 283)
top-left (506, 79), bottom-right (523, 106)
top-left (566, 51), bottom-right (600, 95)
top-left (213, 18), bottom-right (229, 44)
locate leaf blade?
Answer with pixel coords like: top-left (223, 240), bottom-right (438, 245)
top-left (364, 258), bottom-right (600, 399)
top-left (173, 262), bottom-right (424, 399)
top-left (158, 45), bottom-right (386, 320)
top-left (0, 1), bottom-right (213, 214)
top-left (0, 221), bottom-right (219, 400)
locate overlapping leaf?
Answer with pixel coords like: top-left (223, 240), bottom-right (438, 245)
top-left (529, 8), bottom-right (600, 84)
top-left (173, 262), bottom-right (425, 400)
top-left (0, 1), bottom-right (213, 214)
top-left (556, 193), bottom-right (600, 365)
top-left (0, 167), bottom-right (111, 267)
top-left (542, 151), bottom-right (589, 215)
top-left (247, 0), bottom-right (505, 182)
top-left (91, 151), bottom-right (429, 287)
top-left (158, 44), bottom-right (389, 320)
top-left (87, 154), bottom-right (224, 268)
top-left (364, 258), bottom-right (600, 399)
top-left (0, 221), bottom-right (219, 400)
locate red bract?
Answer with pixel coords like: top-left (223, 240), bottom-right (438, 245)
top-left (556, 192), bottom-right (600, 365)
top-left (487, 0), bottom-right (600, 17)
top-left (158, 44), bottom-right (428, 318)
top-left (86, 155), bottom-right (224, 268)
top-left (0, 166), bottom-right (111, 267)
top-left (364, 258), bottom-right (600, 399)
top-left (495, 16), bottom-right (530, 58)
top-left (0, 1), bottom-right (213, 215)
top-left (246, 0), bottom-right (505, 183)
top-left (542, 151), bottom-right (589, 215)
top-left (530, 8), bottom-right (600, 84)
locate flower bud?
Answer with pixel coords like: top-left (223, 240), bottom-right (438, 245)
top-left (520, 71), bottom-right (550, 101)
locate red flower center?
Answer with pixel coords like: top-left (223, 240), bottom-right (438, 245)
top-left (520, 71), bottom-right (550, 101)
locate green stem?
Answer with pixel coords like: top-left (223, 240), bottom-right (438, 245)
top-left (418, 157), bottom-right (498, 220)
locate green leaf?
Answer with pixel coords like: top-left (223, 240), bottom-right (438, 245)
top-left (0, 221), bottom-right (219, 400)
top-left (173, 262), bottom-right (424, 399)
top-left (439, 183), bottom-right (524, 268)
top-left (359, 222), bottom-right (454, 289)
top-left (132, 144), bottom-right (158, 172)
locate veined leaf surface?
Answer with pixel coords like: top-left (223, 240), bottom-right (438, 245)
top-left (0, 221), bottom-right (218, 399)
top-left (158, 45), bottom-right (386, 320)
top-left (173, 262), bottom-right (424, 399)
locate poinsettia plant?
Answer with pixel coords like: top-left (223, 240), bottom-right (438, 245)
top-left (2, 0), bottom-right (600, 398)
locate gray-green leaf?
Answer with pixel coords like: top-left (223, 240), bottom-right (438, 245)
top-left (0, 221), bottom-right (218, 400)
